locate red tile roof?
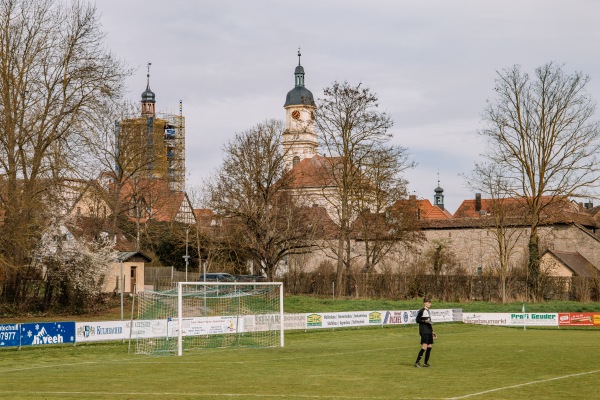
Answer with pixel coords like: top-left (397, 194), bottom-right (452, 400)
top-left (391, 198), bottom-right (453, 220)
top-left (286, 155), bottom-right (340, 189)
top-left (116, 178), bottom-right (189, 223)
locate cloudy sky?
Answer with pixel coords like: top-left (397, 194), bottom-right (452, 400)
top-left (94, 0), bottom-right (600, 213)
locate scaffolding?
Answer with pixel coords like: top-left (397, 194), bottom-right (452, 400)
top-left (157, 108), bottom-right (186, 193)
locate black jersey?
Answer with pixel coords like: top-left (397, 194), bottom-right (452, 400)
top-left (416, 307), bottom-right (433, 335)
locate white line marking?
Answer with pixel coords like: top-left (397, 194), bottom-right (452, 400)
top-left (447, 369), bottom-right (600, 399)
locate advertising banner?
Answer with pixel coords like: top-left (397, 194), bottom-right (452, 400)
top-left (76, 321), bottom-right (128, 342)
top-left (304, 311), bottom-right (378, 329)
top-left (181, 316), bottom-right (242, 336)
top-left (382, 310), bottom-right (415, 325)
top-left (284, 313), bottom-right (307, 331)
top-left (20, 322), bottom-right (75, 346)
top-left (431, 309), bottom-right (455, 323)
top-left (126, 319), bottom-right (169, 339)
top-left (464, 313), bottom-right (511, 325)
top-left (382, 309), bottom-right (457, 326)
top-left (0, 323), bottom-right (20, 348)
top-left (558, 313), bottom-right (599, 326)
top-left (463, 313), bottom-right (557, 326)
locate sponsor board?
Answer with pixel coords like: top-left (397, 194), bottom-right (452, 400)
top-left (125, 319), bottom-right (169, 339)
top-left (250, 313), bottom-right (280, 332)
top-left (431, 309), bottom-right (454, 322)
top-left (382, 309), bottom-right (456, 325)
top-left (558, 312), bottom-right (598, 326)
top-left (0, 323), bottom-right (20, 347)
top-left (284, 313), bottom-right (308, 330)
top-left (180, 316), bottom-right (241, 336)
top-left (305, 311), bottom-right (373, 329)
top-left (76, 321), bottom-right (128, 342)
top-left (249, 313), bottom-right (307, 332)
top-left (463, 313), bottom-right (557, 326)
top-left (21, 322), bottom-right (75, 346)
top-left (382, 310), bottom-right (415, 325)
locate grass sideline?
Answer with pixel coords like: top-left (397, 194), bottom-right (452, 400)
top-left (1, 323), bottom-right (599, 399)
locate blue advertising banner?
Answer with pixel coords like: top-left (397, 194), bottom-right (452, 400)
top-left (0, 323), bottom-right (20, 347)
top-left (20, 322), bottom-right (75, 346)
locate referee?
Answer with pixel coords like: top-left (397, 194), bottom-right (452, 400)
top-left (414, 297), bottom-right (434, 368)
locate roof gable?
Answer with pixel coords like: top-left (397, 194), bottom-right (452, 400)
top-left (542, 250), bottom-right (600, 277)
top-left (117, 178), bottom-right (195, 224)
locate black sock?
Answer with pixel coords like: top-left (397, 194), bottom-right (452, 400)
top-left (425, 348), bottom-right (432, 364)
top-left (416, 349), bottom-right (425, 363)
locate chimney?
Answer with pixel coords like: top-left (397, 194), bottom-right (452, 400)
top-left (475, 193), bottom-right (482, 212)
top-left (584, 201), bottom-right (594, 210)
top-left (409, 194), bottom-right (416, 201)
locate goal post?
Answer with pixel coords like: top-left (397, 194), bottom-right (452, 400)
top-left (133, 281), bottom-right (284, 356)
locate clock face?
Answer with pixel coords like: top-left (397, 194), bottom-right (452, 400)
top-left (292, 110), bottom-right (300, 120)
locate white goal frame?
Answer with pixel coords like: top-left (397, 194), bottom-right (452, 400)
top-left (176, 281), bottom-right (284, 356)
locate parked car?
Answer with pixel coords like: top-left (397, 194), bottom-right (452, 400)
top-left (235, 274), bottom-right (267, 282)
top-left (197, 273), bottom-right (237, 282)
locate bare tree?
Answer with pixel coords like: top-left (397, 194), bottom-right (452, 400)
top-left (314, 82), bottom-right (394, 295)
top-left (480, 62), bottom-right (600, 300)
top-left (467, 163), bottom-right (524, 303)
top-left (0, 0), bottom-right (128, 303)
top-left (84, 100), bottom-right (157, 246)
top-left (353, 145), bottom-right (420, 272)
top-left (205, 120), bottom-right (319, 281)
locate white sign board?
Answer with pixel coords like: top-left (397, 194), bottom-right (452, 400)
top-left (463, 313), bottom-right (558, 326)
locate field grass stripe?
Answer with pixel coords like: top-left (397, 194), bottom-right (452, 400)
top-left (448, 369), bottom-right (600, 399)
top-left (0, 391), bottom-right (399, 399)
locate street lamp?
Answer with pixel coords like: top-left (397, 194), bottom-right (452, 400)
top-left (118, 254), bottom-right (124, 320)
top-left (183, 226), bottom-right (190, 281)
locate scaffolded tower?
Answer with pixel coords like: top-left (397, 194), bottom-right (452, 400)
top-left (118, 63), bottom-right (186, 192)
top-left (158, 103), bottom-right (186, 192)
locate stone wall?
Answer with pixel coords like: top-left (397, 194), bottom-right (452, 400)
top-left (282, 223), bottom-right (600, 277)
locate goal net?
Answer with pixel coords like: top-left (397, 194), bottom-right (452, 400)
top-left (133, 281), bottom-right (284, 356)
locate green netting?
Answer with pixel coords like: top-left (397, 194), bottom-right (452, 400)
top-left (134, 283), bottom-right (282, 355)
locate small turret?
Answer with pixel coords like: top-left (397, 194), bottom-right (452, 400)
top-left (141, 62), bottom-right (155, 117)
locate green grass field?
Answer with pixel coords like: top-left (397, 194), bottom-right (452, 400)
top-left (1, 323), bottom-right (599, 399)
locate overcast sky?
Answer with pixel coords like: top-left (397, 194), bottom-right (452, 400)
top-left (94, 0), bottom-right (600, 213)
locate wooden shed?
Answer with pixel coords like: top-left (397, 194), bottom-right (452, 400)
top-left (104, 251), bottom-right (152, 294)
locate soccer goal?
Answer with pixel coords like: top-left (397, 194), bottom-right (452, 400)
top-left (134, 281), bottom-right (284, 356)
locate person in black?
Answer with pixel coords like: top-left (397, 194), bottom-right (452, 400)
top-left (414, 297), bottom-right (434, 368)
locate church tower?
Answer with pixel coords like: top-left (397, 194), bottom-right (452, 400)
top-left (283, 49), bottom-right (317, 170)
top-left (141, 62), bottom-right (156, 117)
top-left (434, 177), bottom-right (445, 211)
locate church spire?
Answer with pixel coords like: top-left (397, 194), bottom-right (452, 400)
top-left (434, 173), bottom-right (445, 210)
top-left (141, 61), bottom-right (156, 117)
top-left (294, 47), bottom-right (305, 87)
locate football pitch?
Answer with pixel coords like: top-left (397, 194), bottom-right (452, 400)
top-left (0, 323), bottom-right (598, 399)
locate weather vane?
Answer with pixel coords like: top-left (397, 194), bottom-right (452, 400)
top-left (297, 47), bottom-right (301, 65)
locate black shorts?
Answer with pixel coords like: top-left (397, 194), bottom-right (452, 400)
top-left (420, 333), bottom-right (434, 345)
